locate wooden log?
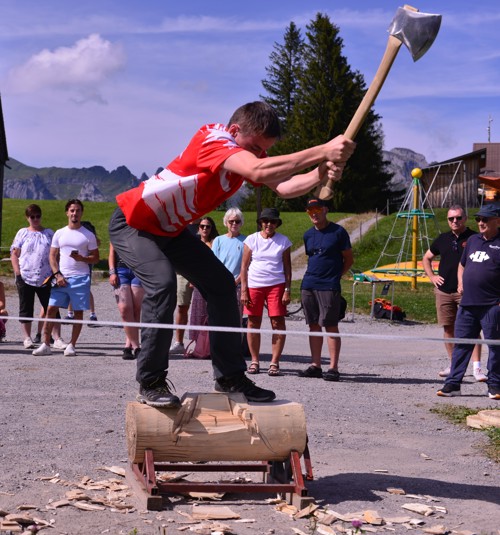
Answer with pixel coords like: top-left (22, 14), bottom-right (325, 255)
top-left (126, 392), bottom-right (307, 463)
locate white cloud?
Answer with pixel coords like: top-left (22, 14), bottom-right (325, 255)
top-left (6, 34), bottom-right (125, 95)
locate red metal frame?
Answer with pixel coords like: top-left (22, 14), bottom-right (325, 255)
top-left (130, 443), bottom-right (313, 500)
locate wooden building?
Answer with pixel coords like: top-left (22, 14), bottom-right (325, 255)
top-left (419, 148), bottom-right (486, 211)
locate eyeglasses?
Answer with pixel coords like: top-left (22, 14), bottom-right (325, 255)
top-left (29, 215), bottom-right (42, 220)
top-left (448, 216), bottom-right (463, 222)
top-left (307, 207), bottom-right (323, 215)
top-left (228, 220), bottom-right (241, 225)
top-left (260, 219), bottom-right (279, 225)
top-left (199, 224), bottom-right (212, 230)
top-left (475, 216), bottom-right (490, 223)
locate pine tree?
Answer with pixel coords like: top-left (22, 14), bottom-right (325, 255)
top-left (260, 13), bottom-right (394, 212)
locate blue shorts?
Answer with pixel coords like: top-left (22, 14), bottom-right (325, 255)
top-left (117, 266), bottom-right (142, 287)
top-left (49, 275), bottom-right (91, 311)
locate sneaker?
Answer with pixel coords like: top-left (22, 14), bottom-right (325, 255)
top-left (64, 343), bottom-right (76, 357)
top-left (137, 379), bottom-right (181, 408)
top-left (122, 347), bottom-right (134, 360)
top-left (215, 373), bottom-right (276, 402)
top-left (23, 337), bottom-right (35, 349)
top-left (63, 313), bottom-right (74, 324)
top-left (473, 368), bottom-right (488, 382)
top-left (324, 368), bottom-right (341, 382)
top-left (88, 313), bottom-right (100, 327)
top-left (53, 338), bottom-right (68, 350)
top-left (33, 343), bottom-right (52, 356)
top-left (298, 365), bottom-right (323, 378)
top-left (438, 367), bottom-right (451, 378)
top-left (437, 383), bottom-right (461, 397)
top-left (488, 387), bottom-right (500, 400)
top-left (169, 341), bottom-right (185, 355)
top-left (33, 333), bottom-right (42, 344)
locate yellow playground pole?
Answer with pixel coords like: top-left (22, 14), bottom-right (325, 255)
top-left (410, 168), bottom-right (423, 290)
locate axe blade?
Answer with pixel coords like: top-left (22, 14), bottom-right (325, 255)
top-left (388, 7), bottom-right (442, 61)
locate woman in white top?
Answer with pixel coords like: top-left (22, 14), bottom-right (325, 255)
top-left (240, 207), bottom-right (292, 376)
top-left (10, 204), bottom-right (65, 349)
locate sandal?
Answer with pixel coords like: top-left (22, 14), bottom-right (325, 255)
top-left (247, 361), bottom-right (260, 374)
top-left (268, 363), bottom-right (281, 376)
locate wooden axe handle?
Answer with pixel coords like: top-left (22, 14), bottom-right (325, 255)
top-left (315, 34), bottom-right (403, 200)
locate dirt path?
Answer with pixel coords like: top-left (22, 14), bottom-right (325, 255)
top-left (0, 281), bottom-right (499, 535)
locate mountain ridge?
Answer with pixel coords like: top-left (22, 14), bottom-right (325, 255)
top-left (3, 148), bottom-right (428, 202)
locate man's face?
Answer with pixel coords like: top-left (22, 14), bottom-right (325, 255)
top-left (447, 208), bottom-right (466, 234)
top-left (66, 204), bottom-right (83, 225)
top-left (230, 125), bottom-right (276, 157)
top-left (307, 206), bottom-right (328, 226)
top-left (475, 214), bottom-right (499, 237)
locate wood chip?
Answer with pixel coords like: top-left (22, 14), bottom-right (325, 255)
top-left (294, 503), bottom-right (320, 519)
top-left (316, 526), bottom-right (337, 535)
top-left (423, 525), bottom-right (448, 534)
top-left (384, 516), bottom-right (413, 524)
top-left (98, 466), bottom-right (126, 477)
top-left (364, 509), bottom-right (384, 525)
top-left (191, 505), bottom-right (240, 520)
top-left (387, 487), bottom-right (406, 495)
top-left (187, 491), bottom-right (225, 500)
top-left (402, 503), bottom-right (435, 516)
top-left (4, 513), bottom-right (34, 524)
top-left (46, 499), bottom-right (71, 509)
top-left (72, 501), bottom-right (106, 511)
top-left (16, 505), bottom-right (37, 511)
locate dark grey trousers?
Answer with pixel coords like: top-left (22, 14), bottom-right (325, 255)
top-left (108, 208), bottom-right (246, 386)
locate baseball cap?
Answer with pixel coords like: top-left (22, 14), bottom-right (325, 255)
top-left (475, 204), bottom-right (500, 218)
top-left (306, 198), bottom-right (327, 211)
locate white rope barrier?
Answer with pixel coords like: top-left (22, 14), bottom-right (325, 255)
top-left (3, 314), bottom-right (500, 347)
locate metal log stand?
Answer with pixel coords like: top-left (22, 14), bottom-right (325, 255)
top-left (128, 444), bottom-right (313, 510)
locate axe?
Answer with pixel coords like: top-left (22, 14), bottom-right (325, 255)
top-left (315, 5), bottom-right (441, 200)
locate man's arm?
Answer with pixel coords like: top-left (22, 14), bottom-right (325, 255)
top-left (223, 136), bottom-right (355, 195)
top-left (341, 249), bottom-right (354, 276)
top-left (457, 263), bottom-right (464, 294)
top-left (422, 249), bottom-right (443, 288)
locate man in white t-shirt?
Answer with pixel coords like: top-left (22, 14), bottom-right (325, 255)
top-left (33, 199), bottom-right (99, 357)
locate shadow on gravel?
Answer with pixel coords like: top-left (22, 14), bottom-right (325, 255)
top-left (310, 472), bottom-right (500, 506)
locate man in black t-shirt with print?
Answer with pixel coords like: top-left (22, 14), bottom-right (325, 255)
top-left (437, 204), bottom-right (500, 400)
top-left (422, 205), bottom-right (485, 380)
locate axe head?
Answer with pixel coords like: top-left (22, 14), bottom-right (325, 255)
top-left (388, 6), bottom-right (442, 61)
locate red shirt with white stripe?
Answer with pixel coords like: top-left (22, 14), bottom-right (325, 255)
top-left (116, 123), bottom-right (253, 236)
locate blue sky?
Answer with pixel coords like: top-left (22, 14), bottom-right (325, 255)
top-left (1, 0), bottom-right (499, 177)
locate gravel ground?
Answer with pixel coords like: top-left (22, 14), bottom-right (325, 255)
top-left (0, 280), bottom-right (499, 535)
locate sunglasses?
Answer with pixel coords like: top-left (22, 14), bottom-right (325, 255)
top-left (261, 219), bottom-right (279, 225)
top-left (228, 220), bottom-right (241, 225)
top-left (474, 216), bottom-right (490, 223)
top-left (29, 215), bottom-right (42, 220)
top-left (307, 207), bottom-right (323, 214)
top-left (199, 224), bottom-right (212, 230)
top-left (448, 216), bottom-right (462, 222)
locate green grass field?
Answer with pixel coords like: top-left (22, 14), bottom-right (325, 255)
top-left (0, 199), bottom-right (462, 323)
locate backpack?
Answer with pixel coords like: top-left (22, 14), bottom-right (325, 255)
top-left (184, 329), bottom-right (211, 359)
top-left (370, 298), bottom-right (406, 322)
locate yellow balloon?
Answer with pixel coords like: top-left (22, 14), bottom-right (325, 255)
top-left (411, 167), bottom-right (423, 178)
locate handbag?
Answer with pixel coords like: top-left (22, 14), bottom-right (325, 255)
top-left (184, 328), bottom-right (211, 359)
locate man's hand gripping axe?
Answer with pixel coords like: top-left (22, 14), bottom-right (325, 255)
top-left (315, 5), bottom-right (441, 201)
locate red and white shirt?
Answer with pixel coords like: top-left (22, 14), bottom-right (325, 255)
top-left (117, 123), bottom-right (253, 236)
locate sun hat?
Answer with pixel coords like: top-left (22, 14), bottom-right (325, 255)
top-left (257, 207), bottom-right (282, 227)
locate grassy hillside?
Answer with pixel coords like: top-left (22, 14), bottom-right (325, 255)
top-left (1, 199), bottom-right (465, 323)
